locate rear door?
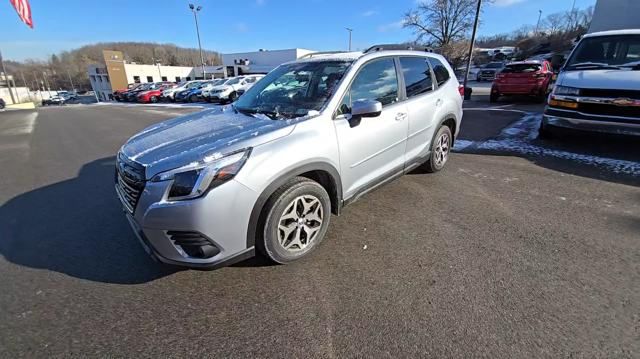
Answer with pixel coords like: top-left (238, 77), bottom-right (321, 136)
top-left (333, 57), bottom-right (409, 199)
top-left (398, 56), bottom-right (439, 163)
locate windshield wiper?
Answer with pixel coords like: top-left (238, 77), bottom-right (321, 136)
top-left (567, 62), bottom-right (622, 70)
top-left (620, 61), bottom-right (640, 70)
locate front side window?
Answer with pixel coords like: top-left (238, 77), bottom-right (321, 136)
top-left (399, 57), bottom-right (434, 98)
top-left (338, 58), bottom-right (398, 115)
top-left (234, 60), bottom-right (352, 119)
top-left (428, 58), bottom-right (450, 86)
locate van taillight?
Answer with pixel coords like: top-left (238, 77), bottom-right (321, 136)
top-left (458, 85), bottom-right (464, 96)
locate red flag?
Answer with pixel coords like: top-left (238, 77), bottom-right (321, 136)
top-left (9, 0), bottom-right (34, 29)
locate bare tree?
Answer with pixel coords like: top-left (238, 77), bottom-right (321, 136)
top-left (544, 12), bottom-right (566, 35)
top-left (403, 0), bottom-right (478, 48)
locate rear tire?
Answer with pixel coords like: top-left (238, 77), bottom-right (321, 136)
top-left (150, 96), bottom-right (158, 103)
top-left (490, 92), bottom-right (499, 103)
top-left (423, 125), bottom-right (453, 173)
top-left (189, 94), bottom-right (198, 103)
top-left (258, 177), bottom-right (331, 264)
top-left (229, 92), bottom-right (237, 103)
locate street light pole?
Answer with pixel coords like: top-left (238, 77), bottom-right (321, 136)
top-left (189, 4), bottom-right (206, 80)
top-left (345, 28), bottom-right (353, 51)
top-left (535, 10), bottom-right (543, 35)
top-left (462, 0), bottom-right (482, 100)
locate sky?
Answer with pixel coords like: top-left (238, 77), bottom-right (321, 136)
top-left (0, 0), bottom-right (597, 61)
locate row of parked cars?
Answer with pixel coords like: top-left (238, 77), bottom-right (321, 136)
top-left (112, 75), bottom-right (265, 104)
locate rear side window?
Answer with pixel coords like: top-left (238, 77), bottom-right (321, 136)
top-left (399, 57), bottom-right (434, 98)
top-left (502, 64), bottom-right (542, 73)
top-left (428, 58), bottom-right (450, 86)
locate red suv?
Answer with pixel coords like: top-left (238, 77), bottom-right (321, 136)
top-left (490, 60), bottom-right (553, 103)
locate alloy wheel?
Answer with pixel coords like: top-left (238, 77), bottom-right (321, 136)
top-left (434, 132), bottom-right (450, 167)
top-left (277, 195), bottom-right (323, 252)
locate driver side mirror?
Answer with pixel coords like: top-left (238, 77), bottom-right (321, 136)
top-left (352, 99), bottom-right (382, 118)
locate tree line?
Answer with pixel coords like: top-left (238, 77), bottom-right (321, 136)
top-left (4, 42), bottom-right (222, 91)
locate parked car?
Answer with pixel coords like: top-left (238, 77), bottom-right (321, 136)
top-left (478, 62), bottom-right (505, 81)
top-left (114, 83), bottom-right (143, 102)
top-left (0, 98), bottom-right (5, 109)
top-left (137, 84), bottom-right (175, 103)
top-left (200, 79), bottom-right (232, 102)
top-left (42, 96), bottom-right (65, 106)
top-left (124, 82), bottom-right (171, 102)
top-left (174, 84), bottom-right (207, 103)
top-left (490, 60), bottom-right (553, 103)
top-left (162, 80), bottom-right (203, 102)
top-left (115, 47), bottom-right (463, 268)
top-left (541, 29), bottom-right (640, 138)
top-left (207, 75), bottom-right (265, 103)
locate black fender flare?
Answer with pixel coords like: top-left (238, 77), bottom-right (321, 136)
top-left (245, 162), bottom-right (342, 248)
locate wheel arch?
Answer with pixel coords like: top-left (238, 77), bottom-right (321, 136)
top-left (246, 162), bottom-right (343, 248)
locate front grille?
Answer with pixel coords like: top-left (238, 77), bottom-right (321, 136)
top-left (581, 88), bottom-right (640, 100)
top-left (115, 153), bottom-right (146, 213)
top-left (578, 103), bottom-right (640, 118)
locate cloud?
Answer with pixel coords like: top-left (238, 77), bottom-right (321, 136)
top-left (492, 0), bottom-right (526, 7)
top-left (377, 20), bottom-right (405, 32)
top-left (362, 10), bottom-right (377, 17)
top-left (234, 22), bottom-right (249, 33)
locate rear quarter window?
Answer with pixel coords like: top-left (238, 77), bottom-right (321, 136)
top-left (427, 57), bottom-right (450, 86)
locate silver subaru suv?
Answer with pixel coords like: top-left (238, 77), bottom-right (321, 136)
top-left (116, 46), bottom-right (463, 268)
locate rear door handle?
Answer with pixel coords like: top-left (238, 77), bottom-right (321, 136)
top-left (395, 112), bottom-right (407, 121)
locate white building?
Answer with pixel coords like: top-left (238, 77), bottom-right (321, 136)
top-left (88, 48), bottom-right (316, 101)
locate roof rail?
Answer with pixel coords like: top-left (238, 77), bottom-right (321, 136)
top-left (299, 51), bottom-right (348, 59)
top-left (364, 44), bottom-right (433, 54)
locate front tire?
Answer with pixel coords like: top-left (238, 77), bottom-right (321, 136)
top-left (259, 177), bottom-right (331, 264)
top-left (424, 125), bottom-right (452, 173)
top-left (538, 119), bottom-right (554, 139)
top-left (150, 96), bottom-right (158, 103)
top-left (490, 91), bottom-right (499, 103)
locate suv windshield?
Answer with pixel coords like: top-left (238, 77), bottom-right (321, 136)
top-left (485, 62), bottom-right (503, 69)
top-left (502, 63), bottom-right (541, 73)
top-left (566, 35), bottom-right (640, 69)
top-left (227, 77), bottom-right (243, 85)
top-left (186, 81), bottom-right (202, 89)
top-left (234, 60), bottom-right (352, 119)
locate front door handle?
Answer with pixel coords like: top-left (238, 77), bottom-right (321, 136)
top-left (395, 112), bottom-right (407, 121)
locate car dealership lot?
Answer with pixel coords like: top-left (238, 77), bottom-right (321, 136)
top-left (0, 104), bottom-right (638, 357)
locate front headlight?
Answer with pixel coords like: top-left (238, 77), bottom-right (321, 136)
top-left (151, 149), bottom-right (251, 200)
top-left (552, 85), bottom-right (580, 96)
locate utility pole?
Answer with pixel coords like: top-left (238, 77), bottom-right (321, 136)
top-left (345, 28), bottom-right (353, 51)
top-left (42, 71), bottom-right (52, 98)
top-left (189, 4), bottom-right (206, 80)
top-left (0, 50), bottom-right (17, 104)
top-left (535, 10), bottom-right (543, 35)
top-left (462, 0), bottom-right (482, 100)
top-left (20, 70), bottom-right (32, 102)
top-left (66, 69), bottom-right (76, 92)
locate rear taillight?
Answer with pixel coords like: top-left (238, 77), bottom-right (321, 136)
top-left (458, 85), bottom-right (464, 96)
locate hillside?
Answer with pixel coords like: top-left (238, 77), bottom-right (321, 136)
top-left (4, 42), bottom-right (222, 91)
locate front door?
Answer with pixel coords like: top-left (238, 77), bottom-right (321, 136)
top-left (333, 57), bottom-right (409, 199)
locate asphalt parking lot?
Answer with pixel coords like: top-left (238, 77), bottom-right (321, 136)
top-left (1, 102), bottom-right (638, 357)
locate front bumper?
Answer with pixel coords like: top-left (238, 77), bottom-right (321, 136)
top-left (543, 107), bottom-right (640, 136)
top-left (119, 178), bottom-right (259, 268)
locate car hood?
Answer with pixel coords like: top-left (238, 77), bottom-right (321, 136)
top-left (559, 69), bottom-right (640, 90)
top-left (120, 107), bottom-right (297, 179)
